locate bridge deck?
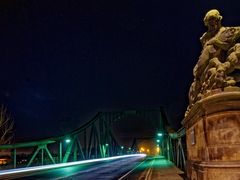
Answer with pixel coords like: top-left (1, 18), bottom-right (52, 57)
top-left (121, 156), bottom-right (184, 180)
top-left (0, 155), bottom-right (184, 179)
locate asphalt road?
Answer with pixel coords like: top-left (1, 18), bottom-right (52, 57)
top-left (0, 155), bottom-right (145, 180)
top-left (0, 155), bottom-right (184, 180)
top-left (60, 156), bottom-right (143, 180)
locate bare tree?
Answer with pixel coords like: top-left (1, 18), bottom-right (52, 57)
top-left (0, 105), bottom-right (14, 145)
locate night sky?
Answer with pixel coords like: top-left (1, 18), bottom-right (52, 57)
top-left (1, 1), bottom-right (240, 142)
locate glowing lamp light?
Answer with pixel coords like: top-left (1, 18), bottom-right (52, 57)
top-left (105, 143), bottom-right (109, 146)
top-left (156, 139), bottom-right (160, 143)
top-left (65, 139), bottom-right (71, 143)
top-left (121, 146), bottom-right (124, 149)
top-left (157, 133), bottom-right (163, 137)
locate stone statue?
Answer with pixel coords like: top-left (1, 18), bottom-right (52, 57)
top-left (186, 9), bottom-right (240, 116)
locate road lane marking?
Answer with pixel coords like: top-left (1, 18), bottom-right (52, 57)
top-left (137, 162), bottom-right (149, 180)
top-left (144, 158), bottom-right (155, 180)
top-left (118, 159), bottom-right (146, 180)
top-left (56, 157), bottom-right (141, 180)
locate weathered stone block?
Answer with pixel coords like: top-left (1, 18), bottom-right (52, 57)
top-left (183, 92), bottom-right (240, 180)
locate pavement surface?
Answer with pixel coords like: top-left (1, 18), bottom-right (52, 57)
top-left (121, 156), bottom-right (184, 180)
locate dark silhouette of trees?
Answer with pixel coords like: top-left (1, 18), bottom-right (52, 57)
top-left (0, 105), bottom-right (14, 145)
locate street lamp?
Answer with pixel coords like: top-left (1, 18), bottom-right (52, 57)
top-left (157, 133), bottom-right (163, 137)
top-left (65, 138), bottom-right (71, 143)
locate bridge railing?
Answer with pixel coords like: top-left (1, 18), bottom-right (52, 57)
top-left (168, 127), bottom-right (186, 171)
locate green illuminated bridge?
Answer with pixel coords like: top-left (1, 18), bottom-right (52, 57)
top-left (0, 108), bottom-right (186, 179)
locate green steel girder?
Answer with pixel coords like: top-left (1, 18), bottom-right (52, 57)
top-left (59, 141), bottom-right (62, 163)
top-left (0, 139), bottom-right (56, 150)
top-left (168, 134), bottom-right (186, 170)
top-left (62, 135), bottom-right (76, 163)
top-left (27, 146), bottom-right (41, 167)
top-left (76, 138), bottom-right (85, 160)
top-left (11, 148), bottom-right (16, 168)
top-left (87, 125), bottom-right (94, 159)
top-left (45, 145), bottom-right (56, 164)
top-left (27, 144), bottom-right (56, 167)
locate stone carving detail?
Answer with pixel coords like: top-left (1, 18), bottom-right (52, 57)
top-left (186, 9), bottom-right (240, 116)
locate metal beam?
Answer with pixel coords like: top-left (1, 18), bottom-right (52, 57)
top-left (41, 148), bottom-right (44, 165)
top-left (63, 136), bottom-right (76, 163)
top-left (11, 148), bottom-right (16, 168)
top-left (76, 138), bottom-right (85, 160)
top-left (74, 142), bottom-right (77, 161)
top-left (0, 140), bottom-right (56, 150)
top-left (87, 125), bottom-right (94, 159)
top-left (59, 141), bottom-right (62, 163)
top-left (45, 145), bottom-right (56, 164)
top-left (27, 146), bottom-right (41, 167)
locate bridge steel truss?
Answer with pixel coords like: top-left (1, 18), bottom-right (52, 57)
top-left (167, 127), bottom-right (186, 170)
top-left (0, 108), bottom-right (167, 169)
top-left (0, 112), bottom-right (125, 168)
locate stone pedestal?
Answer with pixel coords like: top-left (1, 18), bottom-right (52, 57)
top-left (183, 91), bottom-right (240, 180)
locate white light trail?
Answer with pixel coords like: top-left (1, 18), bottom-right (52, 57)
top-left (0, 154), bottom-right (146, 176)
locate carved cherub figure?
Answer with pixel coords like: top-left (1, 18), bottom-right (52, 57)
top-left (186, 9), bottom-right (240, 116)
